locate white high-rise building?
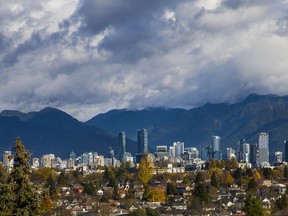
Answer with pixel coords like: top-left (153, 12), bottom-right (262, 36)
top-left (258, 132), bottom-right (269, 165)
top-left (242, 143), bottom-right (250, 163)
top-left (3, 151), bottom-right (13, 171)
top-left (275, 151), bottom-right (283, 163)
top-left (227, 148), bottom-right (236, 160)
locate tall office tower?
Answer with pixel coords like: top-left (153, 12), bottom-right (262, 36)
top-left (250, 144), bottom-right (259, 167)
top-left (88, 152), bottom-right (94, 165)
top-left (227, 148), bottom-right (236, 160)
top-left (258, 132), bottom-right (269, 165)
top-left (69, 151), bottom-right (76, 167)
top-left (81, 153), bottom-right (88, 165)
top-left (212, 136), bottom-right (222, 160)
top-left (237, 138), bottom-right (246, 161)
top-left (41, 154), bottom-right (54, 168)
top-left (275, 151), bottom-right (283, 163)
top-left (285, 140), bottom-right (288, 162)
top-left (119, 131), bottom-right (126, 161)
top-left (201, 147), bottom-right (209, 161)
top-left (173, 141), bottom-right (185, 158)
top-left (238, 139), bottom-right (251, 162)
top-left (108, 147), bottom-right (115, 165)
top-left (137, 128), bottom-right (148, 154)
top-left (242, 143), bottom-right (250, 163)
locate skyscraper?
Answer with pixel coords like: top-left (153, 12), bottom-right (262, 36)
top-left (258, 132), bottom-right (269, 165)
top-left (242, 143), bottom-right (250, 163)
top-left (250, 144), bottom-right (259, 167)
top-left (237, 138), bottom-right (245, 161)
top-left (285, 140), bottom-right (288, 162)
top-left (173, 141), bottom-right (185, 158)
top-left (3, 151), bottom-right (13, 171)
top-left (275, 151), bottom-right (283, 163)
top-left (137, 128), bottom-right (148, 154)
top-left (227, 148), bottom-right (236, 160)
top-left (108, 147), bottom-right (115, 166)
top-left (118, 131), bottom-right (126, 161)
top-left (238, 139), bottom-right (250, 163)
top-left (212, 136), bottom-right (222, 160)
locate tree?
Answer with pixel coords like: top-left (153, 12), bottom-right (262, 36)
top-left (57, 171), bottom-right (69, 187)
top-left (246, 168), bottom-right (253, 177)
top-left (83, 182), bottom-right (95, 196)
top-left (142, 185), bottom-right (151, 201)
top-left (284, 166), bottom-right (288, 179)
top-left (183, 175), bottom-right (190, 185)
top-left (45, 173), bottom-right (57, 197)
top-left (244, 195), bottom-right (265, 216)
top-left (137, 154), bottom-right (153, 186)
top-left (262, 168), bottom-right (273, 179)
top-left (233, 168), bottom-right (243, 182)
top-left (193, 182), bottom-right (209, 203)
top-left (166, 182), bottom-right (176, 195)
top-left (148, 188), bottom-right (166, 203)
top-left (211, 172), bottom-right (218, 188)
top-left (247, 177), bottom-right (257, 192)
top-left (225, 172), bottom-right (234, 187)
top-left (194, 172), bottom-right (204, 184)
top-left (0, 137), bottom-right (43, 215)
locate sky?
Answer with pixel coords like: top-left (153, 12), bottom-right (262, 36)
top-left (1, 0), bottom-right (288, 121)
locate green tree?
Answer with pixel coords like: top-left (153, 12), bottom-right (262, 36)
top-left (244, 195), bottom-right (265, 216)
top-left (166, 182), bottom-right (176, 195)
top-left (83, 182), bottom-right (95, 196)
top-left (284, 166), bottom-right (288, 179)
top-left (57, 171), bottom-right (68, 187)
top-left (183, 175), bottom-right (190, 185)
top-left (262, 168), bottom-right (273, 179)
top-left (233, 168), bottom-right (243, 181)
top-left (113, 184), bottom-right (120, 200)
top-left (211, 172), bottom-right (218, 188)
top-left (0, 137), bottom-right (43, 215)
top-left (142, 185), bottom-right (151, 201)
top-left (247, 177), bottom-right (257, 193)
top-left (137, 154), bottom-right (153, 186)
top-left (194, 172), bottom-right (204, 184)
top-left (193, 182), bottom-right (209, 203)
top-left (45, 173), bottom-right (57, 197)
top-left (246, 168), bottom-right (253, 177)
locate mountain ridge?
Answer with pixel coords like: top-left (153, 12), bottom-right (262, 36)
top-left (1, 94), bottom-right (288, 160)
top-left (85, 94), bottom-right (288, 159)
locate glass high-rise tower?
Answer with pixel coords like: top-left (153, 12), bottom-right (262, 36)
top-left (212, 136), bottom-right (222, 160)
top-left (118, 131), bottom-right (126, 161)
top-left (137, 128), bottom-right (148, 154)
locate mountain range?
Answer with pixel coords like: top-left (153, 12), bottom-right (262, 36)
top-left (0, 107), bottom-right (137, 158)
top-left (86, 94), bottom-right (288, 160)
top-left (1, 94), bottom-right (288, 159)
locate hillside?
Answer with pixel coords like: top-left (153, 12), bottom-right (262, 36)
top-left (86, 94), bottom-right (288, 158)
top-left (0, 108), bottom-right (137, 158)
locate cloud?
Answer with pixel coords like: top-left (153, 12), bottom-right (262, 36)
top-left (0, 0), bottom-right (288, 120)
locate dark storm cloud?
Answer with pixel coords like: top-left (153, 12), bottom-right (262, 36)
top-left (72, 0), bottom-right (178, 63)
top-left (1, 0), bottom-right (288, 120)
top-left (75, 0), bottom-right (173, 33)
